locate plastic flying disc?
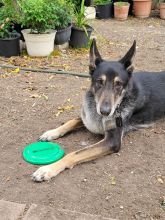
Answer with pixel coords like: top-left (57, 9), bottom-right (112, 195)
top-left (23, 142), bottom-right (65, 165)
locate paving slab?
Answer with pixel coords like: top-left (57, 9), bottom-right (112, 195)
top-left (23, 203), bottom-right (115, 220)
top-left (0, 200), bottom-right (26, 220)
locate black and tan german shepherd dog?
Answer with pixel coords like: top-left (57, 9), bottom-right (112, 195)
top-left (32, 39), bottom-right (165, 182)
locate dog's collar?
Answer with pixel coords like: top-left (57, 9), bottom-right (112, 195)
top-left (115, 105), bottom-right (123, 128)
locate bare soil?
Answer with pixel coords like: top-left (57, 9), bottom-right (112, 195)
top-left (0, 14), bottom-right (165, 219)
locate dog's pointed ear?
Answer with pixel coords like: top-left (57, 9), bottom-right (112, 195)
top-left (119, 40), bottom-right (136, 71)
top-left (89, 38), bottom-right (103, 74)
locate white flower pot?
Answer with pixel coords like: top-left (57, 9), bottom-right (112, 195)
top-left (85, 6), bottom-right (96, 19)
top-left (21, 29), bottom-right (56, 57)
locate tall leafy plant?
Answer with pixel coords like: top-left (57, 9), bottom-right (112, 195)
top-left (19, 0), bottom-right (59, 34)
top-left (75, 0), bottom-right (88, 28)
top-left (53, 0), bottom-right (74, 30)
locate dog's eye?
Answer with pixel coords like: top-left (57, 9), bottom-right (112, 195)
top-left (96, 79), bottom-right (104, 87)
top-left (114, 81), bottom-right (123, 90)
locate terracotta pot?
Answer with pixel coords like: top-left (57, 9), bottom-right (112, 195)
top-left (160, 3), bottom-right (165, 19)
top-left (133, 0), bottom-right (152, 18)
top-left (114, 2), bottom-right (130, 20)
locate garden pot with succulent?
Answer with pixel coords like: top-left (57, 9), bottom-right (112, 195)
top-left (70, 0), bottom-right (93, 48)
top-left (20, 0), bottom-right (59, 57)
top-left (114, 2), bottom-right (130, 20)
top-left (94, 0), bottom-right (113, 19)
top-left (133, 0), bottom-right (152, 18)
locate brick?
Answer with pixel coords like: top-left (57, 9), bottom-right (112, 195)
top-left (23, 204), bottom-right (115, 220)
top-left (0, 200), bottom-right (26, 220)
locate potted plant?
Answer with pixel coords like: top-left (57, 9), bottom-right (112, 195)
top-left (159, 0), bottom-right (165, 19)
top-left (0, 9), bottom-right (20, 57)
top-left (114, 2), bottom-right (130, 20)
top-left (133, 0), bottom-right (152, 18)
top-left (94, 0), bottom-right (113, 19)
top-left (70, 0), bottom-right (93, 48)
top-left (19, 0), bottom-right (58, 57)
top-left (54, 1), bottom-right (73, 45)
top-left (0, 0), bottom-right (24, 40)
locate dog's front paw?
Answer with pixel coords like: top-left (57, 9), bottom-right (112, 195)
top-left (32, 166), bottom-right (54, 182)
top-left (39, 129), bottom-right (60, 141)
top-left (31, 161), bottom-right (66, 182)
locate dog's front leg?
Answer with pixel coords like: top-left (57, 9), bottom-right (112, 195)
top-left (32, 128), bottom-right (122, 182)
top-left (39, 117), bottom-right (83, 141)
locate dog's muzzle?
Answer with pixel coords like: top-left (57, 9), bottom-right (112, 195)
top-left (100, 102), bottom-right (111, 116)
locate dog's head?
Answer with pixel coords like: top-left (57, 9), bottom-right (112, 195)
top-left (89, 39), bottom-right (136, 117)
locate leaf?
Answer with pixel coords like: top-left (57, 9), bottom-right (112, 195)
top-left (13, 67), bottom-right (20, 73)
top-left (111, 176), bottom-right (116, 185)
top-left (157, 175), bottom-right (164, 184)
top-left (55, 104), bottom-right (74, 117)
top-left (41, 93), bottom-right (48, 100)
top-left (30, 94), bottom-right (40, 98)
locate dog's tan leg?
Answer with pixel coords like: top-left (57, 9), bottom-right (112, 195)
top-left (39, 117), bottom-right (83, 141)
top-left (32, 138), bottom-right (114, 182)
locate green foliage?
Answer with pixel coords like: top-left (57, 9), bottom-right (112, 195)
top-left (69, 0), bottom-right (82, 12)
top-left (19, 0), bottom-right (74, 33)
top-left (0, 0), bottom-right (21, 23)
top-left (18, 0), bottom-right (60, 34)
top-left (94, 0), bottom-right (111, 5)
top-left (54, 0), bottom-right (74, 30)
top-left (74, 0), bottom-right (88, 29)
top-left (0, 0), bottom-right (20, 38)
top-left (0, 17), bottom-right (13, 38)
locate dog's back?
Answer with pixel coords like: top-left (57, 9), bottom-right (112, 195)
top-left (130, 71), bottom-right (165, 124)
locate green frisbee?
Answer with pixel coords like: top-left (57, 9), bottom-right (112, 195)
top-left (23, 142), bottom-right (65, 165)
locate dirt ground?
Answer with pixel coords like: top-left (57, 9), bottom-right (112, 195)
top-left (0, 13), bottom-right (165, 220)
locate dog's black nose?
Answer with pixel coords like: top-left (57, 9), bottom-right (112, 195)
top-left (100, 103), bottom-right (111, 116)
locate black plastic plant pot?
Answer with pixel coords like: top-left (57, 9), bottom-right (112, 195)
top-left (0, 33), bottom-right (20, 58)
top-left (96, 3), bottom-right (114, 19)
top-left (85, 0), bottom-right (93, 6)
top-left (55, 24), bottom-right (72, 45)
top-left (13, 23), bottom-right (28, 42)
top-left (69, 25), bottom-right (93, 48)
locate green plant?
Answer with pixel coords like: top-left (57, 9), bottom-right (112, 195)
top-left (0, 17), bottom-right (13, 38)
top-left (18, 0), bottom-right (60, 34)
top-left (69, 0), bottom-right (82, 12)
top-left (54, 0), bottom-right (74, 30)
top-left (74, 0), bottom-right (88, 29)
top-left (0, 1), bottom-right (20, 38)
top-left (94, 0), bottom-right (111, 5)
top-left (0, 0), bottom-right (21, 24)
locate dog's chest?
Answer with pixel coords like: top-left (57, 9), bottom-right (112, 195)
top-left (81, 93), bottom-right (104, 135)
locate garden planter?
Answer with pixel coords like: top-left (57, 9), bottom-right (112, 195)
top-left (22, 29), bottom-right (56, 57)
top-left (96, 3), bottom-right (113, 19)
top-left (55, 24), bottom-right (72, 45)
top-left (85, 0), bottom-right (93, 6)
top-left (160, 3), bottom-right (165, 19)
top-left (114, 2), bottom-right (130, 20)
top-left (69, 25), bottom-right (93, 48)
top-left (133, 0), bottom-right (152, 18)
top-left (85, 6), bottom-right (96, 19)
top-left (0, 33), bottom-right (20, 58)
